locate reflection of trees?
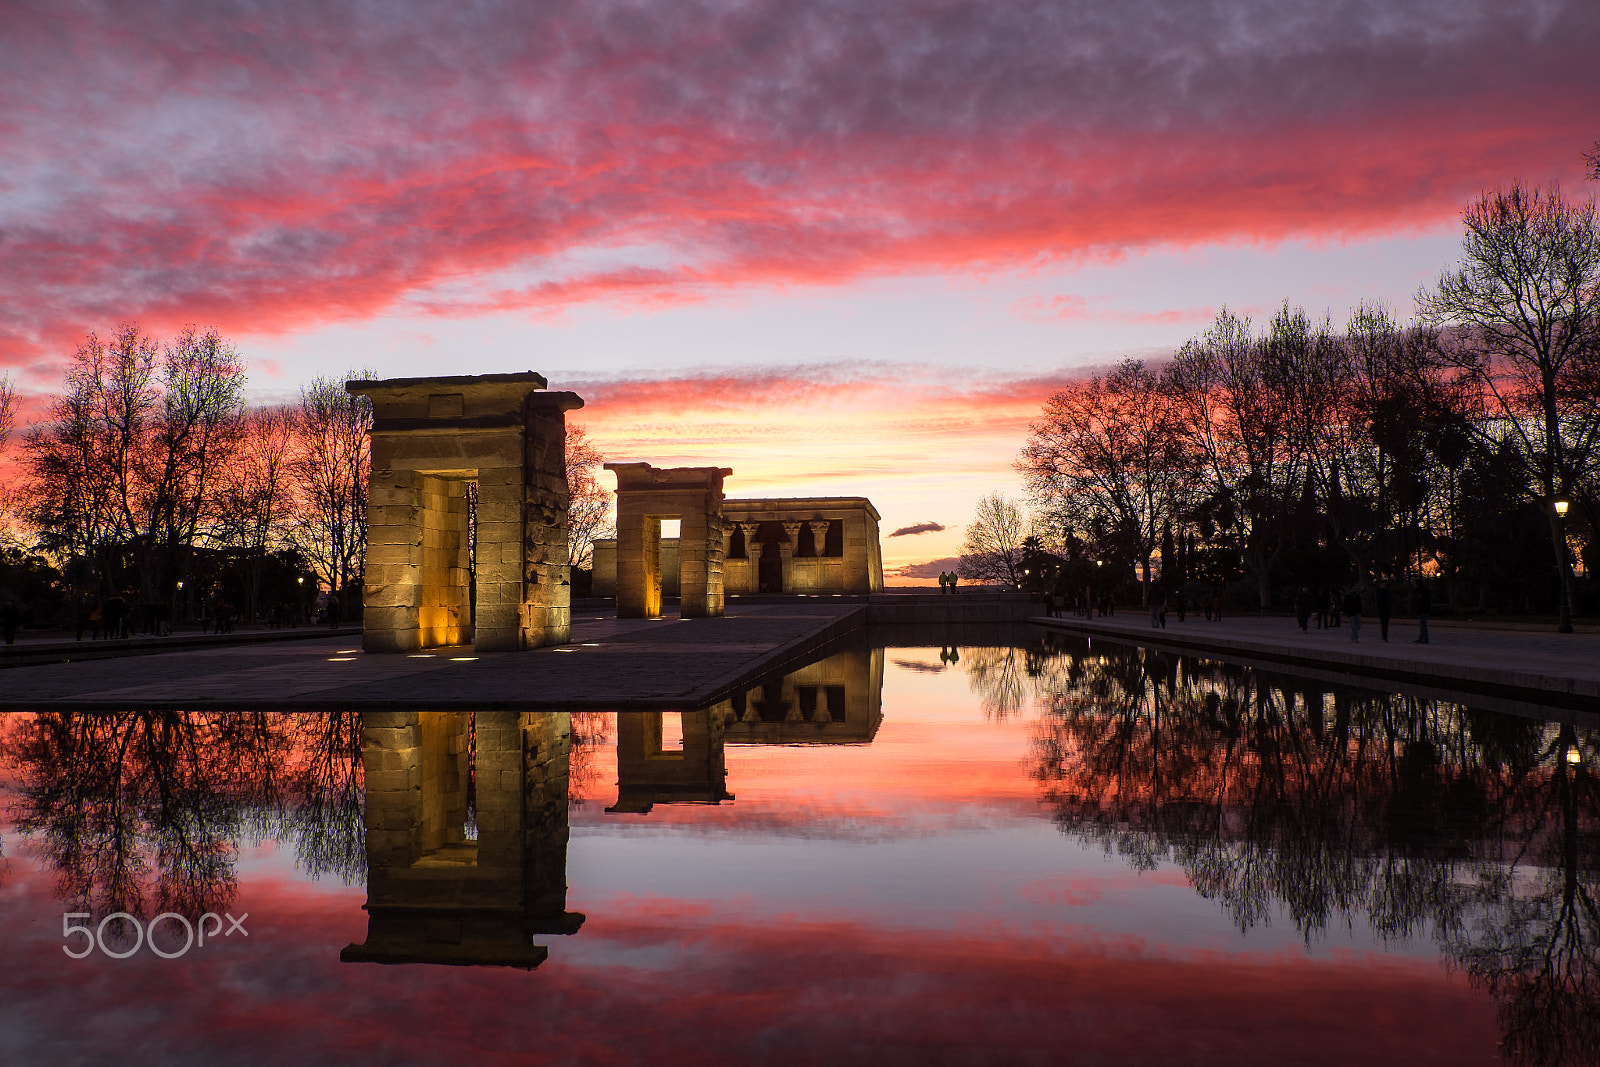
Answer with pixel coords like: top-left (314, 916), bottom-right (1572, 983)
top-left (1447, 725), bottom-right (1600, 1067)
top-left (1025, 637), bottom-right (1598, 1067)
top-left (961, 647), bottom-right (1029, 720)
top-left (962, 644), bottom-right (1092, 721)
top-left (0, 711), bottom-right (375, 916)
top-left (568, 712), bottom-right (613, 809)
top-left (0, 712), bottom-right (285, 919)
top-left (271, 713), bottom-right (366, 883)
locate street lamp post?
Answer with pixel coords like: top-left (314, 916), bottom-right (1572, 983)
top-left (1554, 499), bottom-right (1574, 634)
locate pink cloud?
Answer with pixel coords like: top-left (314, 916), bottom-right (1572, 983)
top-left (0, 0), bottom-right (1594, 377)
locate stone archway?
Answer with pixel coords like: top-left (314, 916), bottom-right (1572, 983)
top-left (604, 462), bottom-right (732, 618)
top-left (348, 372), bottom-right (583, 652)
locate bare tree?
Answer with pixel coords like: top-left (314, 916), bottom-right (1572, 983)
top-left (565, 423), bottom-right (612, 570)
top-left (21, 325), bottom-right (245, 606)
top-left (1417, 183), bottom-right (1600, 631)
top-left (958, 491), bottom-right (1028, 587)
top-left (288, 373), bottom-right (372, 601)
top-left (1017, 359), bottom-right (1195, 603)
top-left (219, 406), bottom-right (297, 621)
top-left (1169, 308), bottom-right (1325, 608)
top-left (0, 374), bottom-right (16, 449)
top-left (157, 327), bottom-right (248, 599)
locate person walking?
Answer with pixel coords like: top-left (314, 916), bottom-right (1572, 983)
top-left (1294, 586), bottom-right (1314, 632)
top-left (1172, 588), bottom-right (1187, 623)
top-left (1342, 588), bottom-right (1363, 642)
top-left (1375, 582), bottom-right (1393, 642)
top-left (1413, 580), bottom-right (1431, 644)
top-left (1148, 584), bottom-right (1166, 628)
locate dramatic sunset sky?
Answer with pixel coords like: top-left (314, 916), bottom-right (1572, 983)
top-left (1, 1), bottom-right (1594, 578)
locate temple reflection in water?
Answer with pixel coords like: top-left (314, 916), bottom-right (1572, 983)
top-left (607, 647), bottom-right (883, 814)
top-left (342, 711), bottom-right (584, 969)
top-left (345, 646), bottom-right (885, 962)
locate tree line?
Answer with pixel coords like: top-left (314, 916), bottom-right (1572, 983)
top-left (965, 182), bottom-right (1599, 624)
top-left (0, 325), bottom-right (612, 633)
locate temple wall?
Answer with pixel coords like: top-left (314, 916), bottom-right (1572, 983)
top-left (721, 498), bottom-right (883, 595)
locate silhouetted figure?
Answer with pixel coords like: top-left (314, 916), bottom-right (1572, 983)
top-left (1342, 589), bottom-right (1363, 642)
top-left (73, 598), bottom-right (92, 641)
top-left (1294, 586), bottom-right (1314, 632)
top-left (1148, 585), bottom-right (1166, 628)
top-left (1172, 588), bottom-right (1186, 622)
top-left (327, 592), bottom-right (342, 629)
top-left (0, 597), bottom-right (19, 644)
top-left (1374, 583), bottom-right (1393, 642)
top-left (948, 572), bottom-right (959, 593)
top-left (103, 595), bottom-right (129, 639)
top-left (1208, 589), bottom-right (1221, 622)
top-left (1413, 581), bottom-right (1431, 644)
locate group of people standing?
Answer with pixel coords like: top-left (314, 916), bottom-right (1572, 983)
top-left (1294, 581), bottom-right (1431, 644)
top-left (936, 571), bottom-right (961, 593)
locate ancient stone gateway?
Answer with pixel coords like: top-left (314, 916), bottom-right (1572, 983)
top-left (604, 462), bottom-right (732, 619)
top-left (348, 373), bottom-right (583, 653)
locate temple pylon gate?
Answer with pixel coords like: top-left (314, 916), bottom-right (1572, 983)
top-left (604, 462), bottom-right (731, 618)
top-left (348, 373), bottom-right (583, 652)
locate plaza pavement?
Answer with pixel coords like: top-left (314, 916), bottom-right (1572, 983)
top-left (1031, 610), bottom-right (1600, 715)
top-left (0, 603), bottom-right (864, 711)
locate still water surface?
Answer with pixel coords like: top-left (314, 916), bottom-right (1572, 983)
top-left (0, 631), bottom-right (1594, 1065)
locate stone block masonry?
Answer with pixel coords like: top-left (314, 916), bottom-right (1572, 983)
top-left (348, 372), bottom-right (584, 653)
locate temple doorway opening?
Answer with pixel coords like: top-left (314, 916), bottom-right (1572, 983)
top-left (759, 541), bottom-right (783, 593)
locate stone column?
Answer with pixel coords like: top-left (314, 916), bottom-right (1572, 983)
top-left (614, 514), bottom-right (662, 619)
top-left (680, 497), bottom-right (725, 619)
top-left (807, 520), bottom-right (830, 556)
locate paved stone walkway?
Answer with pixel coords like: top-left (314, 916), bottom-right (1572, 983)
top-left (0, 604), bottom-right (864, 711)
top-left (1032, 611), bottom-right (1600, 712)
top-left (0, 626), bottom-right (364, 667)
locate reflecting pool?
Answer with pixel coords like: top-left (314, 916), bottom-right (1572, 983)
top-left (0, 630), bottom-right (1595, 1065)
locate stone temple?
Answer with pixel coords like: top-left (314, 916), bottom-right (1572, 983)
top-left (592, 470), bottom-right (883, 612)
top-left (348, 373), bottom-right (582, 653)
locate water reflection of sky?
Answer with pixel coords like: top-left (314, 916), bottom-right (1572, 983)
top-left (2, 637), bottom-right (1593, 1065)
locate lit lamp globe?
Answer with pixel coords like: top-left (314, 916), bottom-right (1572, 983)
top-left (1555, 499), bottom-right (1570, 517)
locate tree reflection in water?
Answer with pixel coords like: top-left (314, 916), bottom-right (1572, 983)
top-left (986, 635), bottom-right (1598, 1067)
top-left (0, 711), bottom-right (371, 920)
top-left (0, 709), bottom-right (615, 923)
